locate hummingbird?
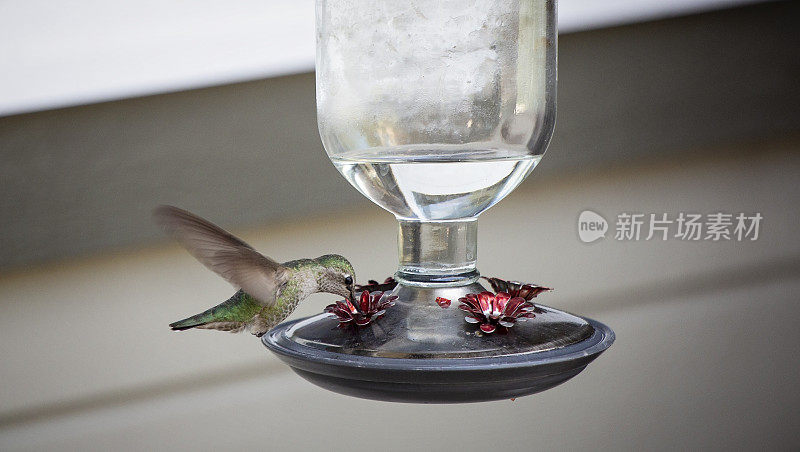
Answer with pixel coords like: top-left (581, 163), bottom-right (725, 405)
top-left (154, 206), bottom-right (356, 337)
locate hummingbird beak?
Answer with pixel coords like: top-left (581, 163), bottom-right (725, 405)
top-left (349, 287), bottom-right (360, 313)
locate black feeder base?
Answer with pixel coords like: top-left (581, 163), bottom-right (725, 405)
top-left (263, 282), bottom-right (615, 403)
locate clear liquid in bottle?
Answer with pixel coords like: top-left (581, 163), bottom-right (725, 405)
top-left (332, 147), bottom-right (539, 221)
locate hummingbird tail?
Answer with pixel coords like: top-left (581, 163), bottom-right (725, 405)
top-left (169, 290), bottom-right (260, 333)
top-left (169, 312), bottom-right (213, 330)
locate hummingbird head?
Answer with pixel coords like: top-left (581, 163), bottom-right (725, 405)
top-left (315, 254), bottom-right (356, 302)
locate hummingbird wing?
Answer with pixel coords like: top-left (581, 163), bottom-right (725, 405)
top-left (154, 205), bottom-right (290, 305)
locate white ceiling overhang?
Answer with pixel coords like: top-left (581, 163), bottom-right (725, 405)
top-left (0, 0), bottom-right (764, 116)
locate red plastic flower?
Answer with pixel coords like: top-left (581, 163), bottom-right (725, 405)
top-left (483, 277), bottom-right (550, 314)
top-left (354, 277), bottom-right (398, 293)
top-left (435, 297), bottom-right (451, 308)
top-left (325, 290), bottom-right (397, 328)
top-left (458, 291), bottom-right (537, 334)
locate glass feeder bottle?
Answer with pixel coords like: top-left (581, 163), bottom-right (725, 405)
top-left (316, 0), bottom-right (557, 286)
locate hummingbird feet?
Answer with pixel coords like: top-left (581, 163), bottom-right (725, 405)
top-left (250, 317), bottom-right (269, 337)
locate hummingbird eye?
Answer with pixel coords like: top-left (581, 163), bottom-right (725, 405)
top-left (344, 276), bottom-right (353, 286)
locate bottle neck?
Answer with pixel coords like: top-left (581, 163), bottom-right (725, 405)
top-left (394, 219), bottom-right (479, 287)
